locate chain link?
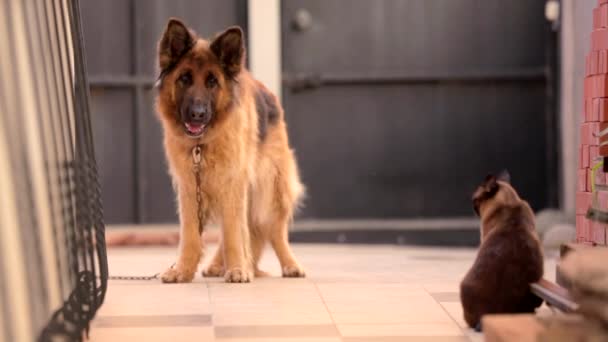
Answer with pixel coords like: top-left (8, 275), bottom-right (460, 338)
top-left (106, 146), bottom-right (205, 281)
top-left (107, 273), bottom-right (160, 281)
top-left (192, 145), bottom-right (204, 235)
top-left (106, 263), bottom-right (175, 281)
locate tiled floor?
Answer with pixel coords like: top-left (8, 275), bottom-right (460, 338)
top-left (90, 244), bottom-right (558, 341)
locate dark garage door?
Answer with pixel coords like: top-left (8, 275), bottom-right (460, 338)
top-left (281, 0), bottom-right (558, 219)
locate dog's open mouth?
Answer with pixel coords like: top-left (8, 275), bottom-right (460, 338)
top-left (184, 122), bottom-right (205, 137)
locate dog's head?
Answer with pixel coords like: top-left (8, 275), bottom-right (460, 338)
top-left (472, 170), bottom-right (520, 218)
top-left (156, 18), bottom-right (245, 139)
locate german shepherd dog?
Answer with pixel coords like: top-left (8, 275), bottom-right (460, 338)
top-left (155, 19), bottom-right (305, 283)
top-left (460, 172), bottom-right (543, 329)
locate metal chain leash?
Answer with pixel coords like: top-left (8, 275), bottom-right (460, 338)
top-left (107, 273), bottom-right (161, 281)
top-left (106, 263), bottom-right (174, 281)
top-left (106, 145), bottom-right (204, 281)
top-left (192, 145), bottom-right (204, 235)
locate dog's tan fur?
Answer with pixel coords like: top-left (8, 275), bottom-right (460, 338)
top-left (155, 19), bottom-right (305, 283)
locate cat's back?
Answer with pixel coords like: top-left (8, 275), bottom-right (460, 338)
top-left (479, 203), bottom-right (544, 282)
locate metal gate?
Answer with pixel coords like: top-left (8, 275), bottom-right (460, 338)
top-left (80, 0), bottom-right (247, 223)
top-left (282, 0), bottom-right (559, 219)
top-left (0, 1), bottom-right (108, 340)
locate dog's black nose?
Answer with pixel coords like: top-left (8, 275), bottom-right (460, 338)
top-left (190, 103), bottom-right (207, 120)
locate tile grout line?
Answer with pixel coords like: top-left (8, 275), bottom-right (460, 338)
top-left (312, 280), bottom-right (343, 341)
top-left (205, 278), bottom-right (215, 340)
top-left (427, 288), bottom-right (472, 341)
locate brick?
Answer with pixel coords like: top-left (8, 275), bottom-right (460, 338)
top-left (600, 50), bottom-right (608, 74)
top-left (584, 75), bottom-right (608, 99)
top-left (582, 144), bottom-right (590, 168)
top-left (576, 192), bottom-right (592, 215)
top-left (591, 221), bottom-right (607, 245)
top-left (592, 51), bottom-right (599, 75)
top-left (588, 165), bottom-right (607, 190)
top-left (599, 98), bottom-right (608, 122)
top-left (580, 122), bottom-right (600, 145)
top-left (599, 144), bottom-right (608, 156)
top-left (592, 29), bottom-right (608, 51)
top-left (576, 215), bottom-right (590, 242)
top-left (600, 122), bottom-right (608, 144)
top-left (586, 98), bottom-right (598, 122)
top-left (597, 5), bottom-right (608, 29)
top-left (579, 169), bottom-right (588, 191)
top-left (590, 145), bottom-right (600, 163)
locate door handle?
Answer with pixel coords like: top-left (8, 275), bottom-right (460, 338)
top-left (282, 73), bottom-right (322, 92)
top-left (291, 8), bottom-right (313, 32)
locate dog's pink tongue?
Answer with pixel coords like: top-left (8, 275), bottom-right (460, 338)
top-left (186, 123), bottom-right (204, 134)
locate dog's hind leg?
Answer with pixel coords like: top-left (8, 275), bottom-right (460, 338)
top-left (202, 241), bottom-right (225, 277)
top-left (250, 228), bottom-right (270, 277)
top-left (269, 214), bottom-right (305, 278)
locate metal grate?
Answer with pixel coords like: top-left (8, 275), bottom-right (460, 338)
top-left (0, 0), bottom-right (108, 341)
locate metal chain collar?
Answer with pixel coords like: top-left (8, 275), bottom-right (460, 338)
top-left (107, 146), bottom-right (204, 281)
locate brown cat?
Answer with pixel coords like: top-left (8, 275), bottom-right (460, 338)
top-left (460, 171), bottom-right (544, 330)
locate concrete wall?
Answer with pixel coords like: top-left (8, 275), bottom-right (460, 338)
top-left (561, 0), bottom-right (596, 213)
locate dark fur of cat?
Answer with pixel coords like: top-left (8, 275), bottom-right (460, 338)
top-left (460, 172), bottom-right (544, 329)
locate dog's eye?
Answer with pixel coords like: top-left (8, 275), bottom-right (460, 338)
top-left (178, 72), bottom-right (192, 85)
top-left (206, 73), bottom-right (217, 88)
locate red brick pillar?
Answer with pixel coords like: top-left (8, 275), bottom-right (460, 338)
top-left (577, 0), bottom-right (608, 245)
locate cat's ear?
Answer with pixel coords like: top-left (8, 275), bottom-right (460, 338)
top-left (497, 169), bottom-right (511, 184)
top-left (482, 174), bottom-right (499, 194)
top-left (472, 174), bottom-right (499, 216)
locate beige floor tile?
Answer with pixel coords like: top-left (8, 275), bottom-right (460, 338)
top-left (209, 281), bottom-right (333, 326)
top-left (318, 284), bottom-right (455, 324)
top-left (216, 339), bottom-right (342, 342)
top-left (92, 314), bottom-right (211, 328)
top-left (337, 323), bottom-right (463, 337)
top-left (423, 283), bottom-right (461, 294)
top-left (96, 282), bottom-right (210, 316)
top-left (214, 324), bottom-right (339, 338)
top-left (342, 337), bottom-right (470, 342)
top-left (89, 327), bottom-right (214, 341)
top-left (439, 302), bottom-right (467, 329)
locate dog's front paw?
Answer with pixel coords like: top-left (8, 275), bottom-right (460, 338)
top-left (282, 264), bottom-right (306, 278)
top-left (202, 264), bottom-right (225, 277)
top-left (161, 265), bottom-right (195, 283)
top-left (224, 267), bottom-right (252, 283)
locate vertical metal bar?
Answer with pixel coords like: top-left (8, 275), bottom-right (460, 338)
top-left (236, 0), bottom-right (249, 61)
top-left (34, 0), bottom-right (70, 301)
top-left (131, 0), bottom-right (143, 223)
top-left (69, 0), bottom-right (108, 304)
top-left (545, 14), bottom-right (560, 209)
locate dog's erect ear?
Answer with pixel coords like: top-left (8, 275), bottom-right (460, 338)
top-left (158, 18), bottom-right (195, 71)
top-left (497, 169), bottom-right (511, 184)
top-left (211, 26), bottom-right (245, 78)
